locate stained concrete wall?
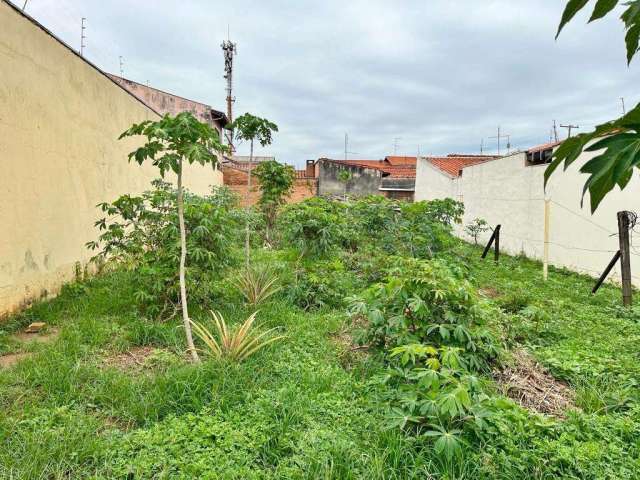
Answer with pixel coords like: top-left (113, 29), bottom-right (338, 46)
top-left (317, 160), bottom-right (382, 197)
top-left (415, 152), bottom-right (640, 287)
top-left (0, 1), bottom-right (222, 316)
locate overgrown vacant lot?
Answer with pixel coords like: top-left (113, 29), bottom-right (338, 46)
top-left (2, 192), bottom-right (639, 479)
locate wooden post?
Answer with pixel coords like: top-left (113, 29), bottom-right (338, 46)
top-left (592, 250), bottom-right (622, 294)
top-left (494, 225), bottom-right (501, 263)
top-left (481, 228), bottom-right (497, 259)
top-left (618, 211), bottom-right (633, 307)
top-left (543, 199), bottom-right (550, 281)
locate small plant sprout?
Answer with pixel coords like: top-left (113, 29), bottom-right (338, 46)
top-left (190, 311), bottom-right (284, 362)
top-left (465, 218), bottom-right (490, 245)
top-left (252, 160), bottom-right (295, 243)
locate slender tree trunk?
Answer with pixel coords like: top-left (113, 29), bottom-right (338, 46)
top-left (244, 139), bottom-right (253, 268)
top-left (177, 159), bottom-right (199, 363)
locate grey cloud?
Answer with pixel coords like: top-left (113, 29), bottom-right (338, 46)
top-left (14, 0), bottom-right (639, 166)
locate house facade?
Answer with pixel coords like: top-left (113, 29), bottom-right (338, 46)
top-left (315, 156), bottom-right (417, 200)
top-left (415, 145), bottom-right (640, 287)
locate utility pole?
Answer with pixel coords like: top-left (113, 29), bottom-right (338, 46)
top-left (488, 126), bottom-right (510, 156)
top-left (621, 97), bottom-right (626, 115)
top-left (221, 35), bottom-right (237, 153)
top-left (560, 124), bottom-right (579, 138)
top-left (553, 120), bottom-right (559, 142)
top-left (344, 133), bottom-right (348, 161)
top-left (119, 56), bottom-right (124, 78)
top-left (80, 17), bottom-right (87, 57)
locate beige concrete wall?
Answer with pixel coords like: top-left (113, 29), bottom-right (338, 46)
top-left (415, 151), bottom-right (640, 288)
top-left (0, 1), bottom-right (222, 316)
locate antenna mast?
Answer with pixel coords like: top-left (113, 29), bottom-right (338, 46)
top-left (221, 34), bottom-right (237, 152)
top-left (119, 56), bottom-right (124, 78)
top-left (80, 18), bottom-right (87, 57)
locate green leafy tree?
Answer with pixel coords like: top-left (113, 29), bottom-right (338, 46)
top-left (546, 0), bottom-right (640, 212)
top-left (230, 113), bottom-right (278, 264)
top-left (253, 160), bottom-right (296, 243)
top-left (119, 112), bottom-right (227, 362)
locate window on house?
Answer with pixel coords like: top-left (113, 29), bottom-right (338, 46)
top-left (526, 148), bottom-right (553, 166)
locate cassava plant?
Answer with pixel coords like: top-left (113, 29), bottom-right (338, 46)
top-left (190, 311), bottom-right (284, 362)
top-left (252, 160), bottom-right (296, 243)
top-left (119, 112), bottom-right (227, 362)
top-left (229, 113), bottom-right (278, 265)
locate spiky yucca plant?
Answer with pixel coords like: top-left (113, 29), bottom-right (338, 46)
top-left (233, 265), bottom-right (282, 306)
top-left (190, 311), bottom-right (283, 362)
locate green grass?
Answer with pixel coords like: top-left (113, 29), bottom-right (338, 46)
top-left (2, 244), bottom-right (640, 478)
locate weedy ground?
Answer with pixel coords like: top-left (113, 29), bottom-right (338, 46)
top-left (1, 244), bottom-right (639, 479)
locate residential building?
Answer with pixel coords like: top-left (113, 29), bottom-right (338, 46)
top-left (315, 156), bottom-right (417, 200)
top-left (222, 161), bottom-right (317, 207)
top-left (415, 144), bottom-right (640, 287)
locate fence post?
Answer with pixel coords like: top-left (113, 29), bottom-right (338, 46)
top-left (494, 225), bottom-right (501, 263)
top-left (617, 211), bottom-right (633, 307)
top-left (543, 199), bottom-right (550, 281)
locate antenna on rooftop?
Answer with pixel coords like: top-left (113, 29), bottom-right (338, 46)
top-left (80, 17), bottom-right (87, 57)
top-left (22, 1), bottom-right (28, 11)
top-left (480, 138), bottom-right (484, 154)
top-left (488, 126), bottom-right (510, 156)
top-left (221, 31), bottom-right (237, 153)
top-left (119, 56), bottom-right (124, 78)
top-left (621, 97), bottom-right (626, 115)
top-left (393, 137), bottom-right (402, 155)
top-left (560, 124), bottom-right (579, 138)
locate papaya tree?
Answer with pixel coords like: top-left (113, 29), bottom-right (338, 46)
top-left (229, 113), bottom-right (278, 264)
top-left (253, 160), bottom-right (296, 243)
top-left (120, 112), bottom-right (227, 362)
top-left (546, 0), bottom-right (640, 212)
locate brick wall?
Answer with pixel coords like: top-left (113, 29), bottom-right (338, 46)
top-left (222, 165), bottom-right (317, 207)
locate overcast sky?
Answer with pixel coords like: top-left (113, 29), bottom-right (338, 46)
top-left (13, 0), bottom-right (639, 167)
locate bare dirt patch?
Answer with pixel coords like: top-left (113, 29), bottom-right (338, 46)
top-left (12, 327), bottom-right (60, 344)
top-left (494, 349), bottom-right (576, 418)
top-left (331, 318), bottom-right (369, 370)
top-left (0, 352), bottom-right (32, 369)
top-left (102, 346), bottom-right (160, 371)
top-left (479, 287), bottom-right (500, 298)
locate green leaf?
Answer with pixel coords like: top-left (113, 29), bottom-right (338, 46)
top-left (556, 0), bottom-right (590, 38)
top-left (625, 23), bottom-right (640, 64)
top-left (589, 0), bottom-right (619, 22)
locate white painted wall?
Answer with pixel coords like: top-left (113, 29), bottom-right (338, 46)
top-left (415, 153), bottom-right (640, 287)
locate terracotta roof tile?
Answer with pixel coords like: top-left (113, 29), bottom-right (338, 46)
top-left (385, 156), bottom-right (417, 166)
top-left (427, 155), bottom-right (499, 177)
top-left (527, 141), bottom-right (562, 154)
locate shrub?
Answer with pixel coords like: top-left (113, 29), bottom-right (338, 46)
top-left (88, 180), bottom-right (237, 319)
top-left (465, 218), bottom-right (490, 245)
top-left (278, 197), bottom-right (355, 256)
